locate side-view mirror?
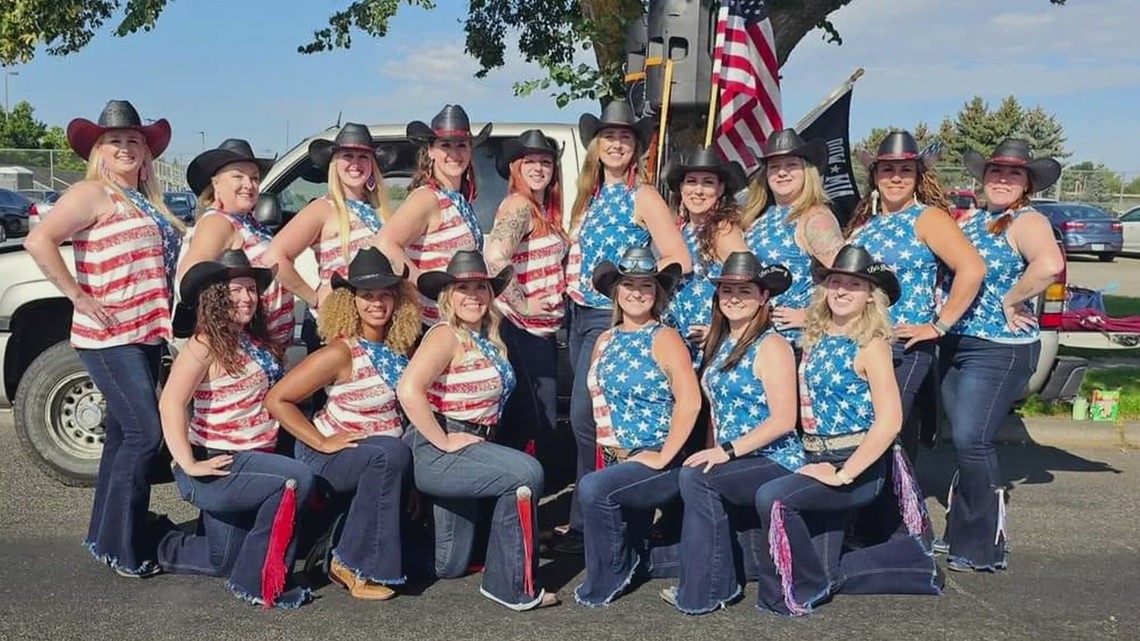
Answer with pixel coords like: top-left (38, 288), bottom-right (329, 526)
top-left (254, 193), bottom-right (283, 227)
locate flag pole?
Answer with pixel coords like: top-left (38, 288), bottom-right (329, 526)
top-left (703, 72), bottom-right (720, 147)
top-left (793, 67), bottom-right (864, 132)
top-left (654, 59), bottom-right (676, 180)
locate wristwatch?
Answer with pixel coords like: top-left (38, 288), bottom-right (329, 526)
top-left (720, 441), bottom-right (737, 460)
top-left (835, 468), bottom-right (854, 485)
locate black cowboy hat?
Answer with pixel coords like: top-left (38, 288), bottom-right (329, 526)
top-left (308, 122), bottom-right (389, 173)
top-left (495, 129), bottom-right (561, 179)
top-left (810, 244), bottom-right (901, 306)
top-left (173, 250), bottom-right (276, 338)
top-left (665, 147), bottom-right (747, 194)
top-left (186, 139), bottom-right (275, 196)
top-left (712, 251), bottom-right (792, 298)
top-left (963, 138), bottom-right (1062, 193)
top-left (331, 247), bottom-right (407, 291)
top-left (67, 100), bottom-right (172, 161)
top-left (417, 250), bottom-right (512, 301)
top-left (592, 247), bottom-right (682, 300)
top-left (578, 100), bottom-right (655, 149)
top-left (407, 105), bottom-right (493, 148)
top-left (855, 130), bottom-right (940, 170)
top-left (761, 129), bottom-right (827, 168)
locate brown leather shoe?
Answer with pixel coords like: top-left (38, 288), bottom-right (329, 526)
top-left (329, 557), bottom-right (396, 601)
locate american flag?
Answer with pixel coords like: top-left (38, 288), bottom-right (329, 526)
top-left (712, 0), bottom-right (783, 170)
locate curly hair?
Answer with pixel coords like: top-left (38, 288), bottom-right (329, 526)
top-left (799, 280), bottom-right (894, 351)
top-left (408, 145), bottom-right (478, 203)
top-left (316, 281), bottom-right (422, 356)
top-left (437, 281), bottom-right (508, 357)
top-left (845, 162), bottom-right (952, 235)
top-left (194, 280), bottom-right (284, 376)
top-left (673, 190), bottom-right (742, 268)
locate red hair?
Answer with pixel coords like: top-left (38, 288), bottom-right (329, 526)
top-left (507, 156), bottom-right (563, 238)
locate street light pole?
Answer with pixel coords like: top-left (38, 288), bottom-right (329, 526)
top-left (198, 131), bottom-right (206, 149)
top-left (3, 70), bottom-right (19, 114)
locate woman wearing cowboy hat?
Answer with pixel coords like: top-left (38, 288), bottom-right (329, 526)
top-left (25, 100), bottom-right (186, 577)
top-left (740, 128), bottom-right (845, 345)
top-left (396, 250), bottom-right (558, 611)
top-left (661, 147), bottom-right (749, 358)
top-left (264, 122), bottom-right (392, 313)
top-left (573, 247), bottom-right (698, 607)
top-left (934, 140), bottom-right (1065, 573)
top-left (844, 130), bottom-right (985, 458)
top-left (660, 251), bottom-right (804, 614)
top-left (266, 248), bottom-right (421, 600)
top-left (375, 105), bottom-right (491, 326)
top-left (156, 250), bottom-right (314, 608)
top-left (483, 129), bottom-right (568, 458)
top-left (753, 244), bottom-right (940, 617)
top-left (558, 101), bottom-right (691, 555)
top-left (176, 139), bottom-right (293, 344)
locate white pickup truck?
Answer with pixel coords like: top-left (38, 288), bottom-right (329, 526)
top-left (0, 121), bottom-right (1084, 485)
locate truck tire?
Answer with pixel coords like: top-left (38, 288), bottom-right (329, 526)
top-left (13, 341), bottom-right (102, 486)
top-left (1097, 252), bottom-right (1117, 263)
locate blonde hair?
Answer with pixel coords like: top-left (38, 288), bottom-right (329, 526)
top-left (316, 282), bottom-right (422, 356)
top-left (436, 281), bottom-right (508, 358)
top-left (740, 161), bottom-right (829, 230)
top-left (328, 156), bottom-right (391, 265)
top-left (85, 137), bottom-right (186, 233)
top-left (195, 184), bottom-right (215, 216)
top-left (800, 279), bottom-right (894, 351)
top-left (568, 136), bottom-right (645, 233)
top-left (608, 277), bottom-right (670, 327)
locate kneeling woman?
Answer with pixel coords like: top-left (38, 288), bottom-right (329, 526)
top-left (754, 245), bottom-right (939, 616)
top-left (158, 251), bottom-right (314, 609)
top-left (574, 247), bottom-right (699, 607)
top-left (663, 251), bottom-right (805, 614)
top-left (266, 248), bottom-right (421, 600)
top-left (397, 250), bottom-right (558, 610)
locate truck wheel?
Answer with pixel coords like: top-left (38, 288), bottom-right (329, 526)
top-left (13, 341), bottom-right (103, 486)
top-left (1098, 252), bottom-right (1117, 263)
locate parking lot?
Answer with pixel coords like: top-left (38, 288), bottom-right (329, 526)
top-left (1066, 255), bottom-right (1140, 298)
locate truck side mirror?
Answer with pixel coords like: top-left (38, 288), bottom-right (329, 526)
top-left (254, 193), bottom-right (282, 228)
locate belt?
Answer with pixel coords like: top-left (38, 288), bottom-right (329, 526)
top-left (437, 414), bottom-right (494, 440)
top-left (599, 445), bottom-right (632, 467)
top-left (801, 432), bottom-right (866, 453)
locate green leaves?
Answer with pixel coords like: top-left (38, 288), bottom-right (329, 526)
top-left (297, 0), bottom-right (436, 55)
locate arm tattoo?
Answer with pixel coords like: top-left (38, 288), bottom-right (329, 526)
top-left (487, 204), bottom-right (533, 314)
top-left (802, 212), bottom-right (845, 260)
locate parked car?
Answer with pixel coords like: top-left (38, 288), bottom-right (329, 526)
top-left (1035, 201), bottom-right (1123, 262)
top-left (163, 191), bottom-right (198, 224)
top-left (1120, 206), bottom-right (1140, 256)
top-left (0, 188), bottom-right (33, 237)
top-left (945, 189), bottom-right (979, 217)
top-left (27, 191), bottom-right (62, 231)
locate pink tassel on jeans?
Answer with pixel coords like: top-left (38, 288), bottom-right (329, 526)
top-left (768, 501), bottom-right (809, 616)
top-left (892, 444), bottom-right (928, 537)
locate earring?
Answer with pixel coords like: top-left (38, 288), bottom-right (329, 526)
top-left (139, 164), bottom-right (150, 184)
top-left (366, 173), bottom-right (377, 191)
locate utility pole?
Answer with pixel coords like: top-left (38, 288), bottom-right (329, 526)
top-left (3, 70), bottom-right (19, 114)
top-left (198, 131), bottom-right (206, 149)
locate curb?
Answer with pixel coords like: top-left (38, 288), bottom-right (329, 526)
top-left (939, 415), bottom-right (1140, 449)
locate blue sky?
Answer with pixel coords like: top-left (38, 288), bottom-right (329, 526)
top-left (7, 0), bottom-right (1138, 170)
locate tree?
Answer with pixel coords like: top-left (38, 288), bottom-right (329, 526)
top-left (0, 101), bottom-right (48, 148)
top-left (0, 0), bottom-right (1068, 105)
top-left (1062, 161), bottom-right (1115, 204)
top-left (1017, 106), bottom-right (1070, 162)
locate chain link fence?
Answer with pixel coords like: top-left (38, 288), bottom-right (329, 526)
top-left (0, 148), bottom-right (190, 196)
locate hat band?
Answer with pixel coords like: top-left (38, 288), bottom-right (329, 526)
top-left (450, 270), bottom-right (490, 280)
top-left (876, 152), bottom-right (918, 161)
top-left (989, 156), bottom-right (1029, 167)
top-left (716, 273), bottom-right (753, 282)
top-left (433, 128), bottom-right (473, 138)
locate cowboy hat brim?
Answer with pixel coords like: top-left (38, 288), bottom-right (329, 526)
top-left (66, 117), bottom-right (172, 161)
top-left (186, 149), bottom-right (275, 196)
top-left (179, 261), bottom-right (277, 311)
top-left (591, 261), bottom-right (682, 300)
top-left (330, 271), bottom-right (405, 291)
top-left (407, 121), bottom-right (493, 148)
top-left (963, 149), bottom-right (1062, 193)
top-left (495, 137), bottom-right (561, 179)
top-left (665, 161), bottom-right (746, 195)
top-left (416, 265), bottom-right (513, 301)
top-left (810, 258), bottom-right (901, 306)
top-left (308, 137), bottom-right (381, 171)
top-left (578, 113), bottom-right (655, 150)
top-left (712, 265), bottom-right (793, 298)
top-left (748, 139), bottom-right (829, 183)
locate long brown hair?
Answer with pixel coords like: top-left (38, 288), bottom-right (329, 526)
top-left (674, 193), bottom-right (741, 268)
top-left (507, 155), bottom-right (564, 239)
top-left (845, 162), bottom-right (952, 235)
top-left (408, 145), bottom-right (477, 202)
top-left (609, 277), bottom-right (670, 328)
top-left (194, 280), bottom-right (283, 376)
top-left (701, 284), bottom-right (773, 373)
top-left (568, 136), bottom-right (643, 233)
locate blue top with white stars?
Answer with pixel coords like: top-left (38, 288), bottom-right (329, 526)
top-left (800, 334), bottom-right (874, 437)
top-left (595, 322), bottom-right (674, 450)
top-left (746, 204), bottom-right (812, 344)
top-left (949, 208), bottom-right (1037, 344)
top-left (568, 182), bottom-right (651, 309)
top-left (848, 203), bottom-right (937, 326)
top-left (663, 222), bottom-right (720, 358)
top-left (702, 332), bottom-right (805, 472)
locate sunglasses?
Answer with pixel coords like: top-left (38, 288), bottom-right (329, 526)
top-left (617, 255), bottom-right (656, 274)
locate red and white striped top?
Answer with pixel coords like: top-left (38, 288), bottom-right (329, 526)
top-left (189, 349), bottom-right (278, 451)
top-left (310, 196), bottom-right (379, 287)
top-left (496, 227), bottom-right (567, 337)
top-left (201, 210), bottom-right (295, 345)
top-left (405, 187), bottom-right (479, 324)
top-left (586, 331), bottom-right (620, 447)
top-left (313, 339), bottom-right (404, 438)
top-left (70, 186), bottom-right (173, 349)
top-left (425, 325), bottom-right (506, 426)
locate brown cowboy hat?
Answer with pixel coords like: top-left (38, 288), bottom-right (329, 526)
top-left (67, 100), bottom-right (172, 161)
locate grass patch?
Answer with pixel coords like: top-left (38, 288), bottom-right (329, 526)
top-left (1104, 295), bottom-right (1140, 317)
top-left (1018, 365), bottom-right (1140, 421)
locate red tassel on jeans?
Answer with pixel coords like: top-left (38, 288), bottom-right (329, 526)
top-left (516, 486), bottom-right (535, 597)
top-left (261, 478), bottom-right (298, 608)
top-left (595, 445), bottom-right (605, 470)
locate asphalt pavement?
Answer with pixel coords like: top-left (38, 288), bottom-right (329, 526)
top-left (0, 412), bottom-right (1137, 641)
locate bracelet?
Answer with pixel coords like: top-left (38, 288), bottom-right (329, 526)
top-left (932, 319), bottom-right (951, 335)
top-left (835, 468), bottom-right (854, 485)
top-left (720, 441), bottom-right (737, 460)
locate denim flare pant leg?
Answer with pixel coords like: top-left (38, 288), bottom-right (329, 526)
top-left (567, 303), bottom-right (613, 532)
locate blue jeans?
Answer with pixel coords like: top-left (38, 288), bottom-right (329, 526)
top-left (893, 341), bottom-right (936, 448)
top-left (159, 449), bottom-right (315, 608)
top-left (499, 321), bottom-right (559, 459)
top-left (754, 452), bottom-right (938, 616)
top-left (673, 456), bottom-right (792, 614)
top-left (77, 343), bottom-right (166, 575)
top-left (405, 428), bottom-right (546, 610)
top-left (574, 459), bottom-right (681, 606)
top-left (567, 303), bottom-right (613, 532)
top-left (295, 435), bottom-right (412, 584)
top-left (940, 335), bottom-right (1040, 570)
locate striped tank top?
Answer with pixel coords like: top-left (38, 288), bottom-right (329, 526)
top-left (496, 220), bottom-right (568, 337)
top-left (311, 197), bottom-right (382, 287)
top-left (314, 338), bottom-right (408, 438)
top-left (189, 335), bottom-right (283, 451)
top-left (200, 210), bottom-right (295, 344)
top-left (70, 186), bottom-right (173, 349)
top-left (406, 187), bottom-right (482, 325)
top-left (425, 325), bottom-right (516, 426)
